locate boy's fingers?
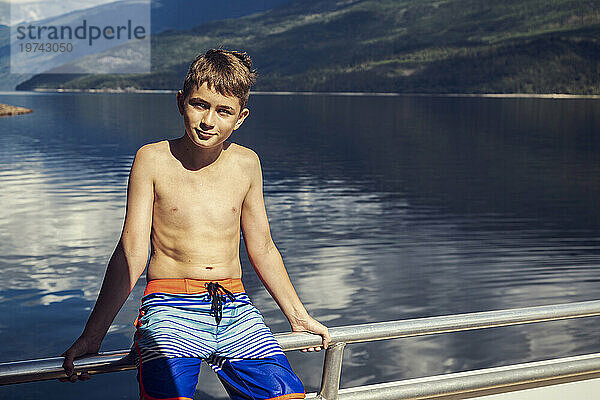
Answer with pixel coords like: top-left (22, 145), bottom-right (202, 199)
top-left (79, 372), bottom-right (92, 381)
top-left (322, 329), bottom-right (331, 349)
top-left (62, 349), bottom-right (80, 380)
top-left (58, 371), bottom-right (91, 382)
top-left (62, 356), bottom-right (74, 377)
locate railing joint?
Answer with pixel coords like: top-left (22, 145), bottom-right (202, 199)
top-left (318, 341), bottom-right (346, 400)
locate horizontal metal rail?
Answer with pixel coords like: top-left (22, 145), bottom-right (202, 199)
top-left (1, 299), bottom-right (600, 389)
top-left (310, 353), bottom-right (600, 400)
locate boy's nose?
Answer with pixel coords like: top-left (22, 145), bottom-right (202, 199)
top-left (200, 121), bottom-right (214, 130)
top-left (201, 110), bottom-right (216, 129)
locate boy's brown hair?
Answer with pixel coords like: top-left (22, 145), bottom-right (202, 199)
top-left (182, 48), bottom-right (257, 110)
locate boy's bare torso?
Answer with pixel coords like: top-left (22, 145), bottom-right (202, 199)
top-left (145, 138), bottom-right (254, 281)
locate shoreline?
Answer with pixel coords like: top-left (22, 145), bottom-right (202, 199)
top-left (0, 103), bottom-right (33, 117)
top-left (1, 89), bottom-right (600, 99)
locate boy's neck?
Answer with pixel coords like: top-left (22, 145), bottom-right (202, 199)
top-left (177, 135), bottom-right (227, 171)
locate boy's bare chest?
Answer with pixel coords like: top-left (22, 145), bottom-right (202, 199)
top-left (153, 168), bottom-right (249, 230)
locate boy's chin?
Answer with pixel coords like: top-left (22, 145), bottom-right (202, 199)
top-left (189, 137), bottom-right (226, 150)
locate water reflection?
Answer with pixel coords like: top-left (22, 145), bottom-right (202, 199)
top-left (0, 93), bottom-right (599, 398)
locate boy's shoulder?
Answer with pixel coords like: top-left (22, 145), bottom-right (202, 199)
top-left (129, 141), bottom-right (169, 171)
top-left (226, 143), bottom-right (264, 182)
top-left (135, 140), bottom-right (169, 158)
top-left (226, 142), bottom-right (260, 166)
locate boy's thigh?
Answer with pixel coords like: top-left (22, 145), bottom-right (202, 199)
top-left (218, 300), bottom-right (284, 359)
top-left (138, 356), bottom-right (202, 400)
top-left (211, 354), bottom-right (305, 400)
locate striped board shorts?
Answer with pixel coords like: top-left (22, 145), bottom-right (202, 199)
top-left (132, 278), bottom-right (305, 400)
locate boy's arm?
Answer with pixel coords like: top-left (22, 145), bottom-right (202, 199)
top-left (241, 152), bottom-right (330, 352)
top-left (61, 146), bottom-right (155, 381)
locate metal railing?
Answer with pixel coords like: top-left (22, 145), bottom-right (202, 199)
top-left (2, 300), bottom-right (600, 399)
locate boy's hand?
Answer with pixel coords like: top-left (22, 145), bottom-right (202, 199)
top-left (291, 315), bottom-right (331, 353)
top-left (59, 335), bottom-right (101, 383)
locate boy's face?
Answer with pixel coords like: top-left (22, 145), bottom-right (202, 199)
top-left (177, 82), bottom-right (249, 149)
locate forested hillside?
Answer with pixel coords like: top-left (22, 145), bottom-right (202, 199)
top-left (17, 0), bottom-right (600, 93)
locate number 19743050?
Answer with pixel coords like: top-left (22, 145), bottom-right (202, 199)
top-left (19, 42), bottom-right (73, 52)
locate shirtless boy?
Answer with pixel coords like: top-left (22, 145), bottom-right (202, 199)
top-left (61, 49), bottom-right (330, 400)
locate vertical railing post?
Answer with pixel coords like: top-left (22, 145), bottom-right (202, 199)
top-left (317, 342), bottom-right (346, 400)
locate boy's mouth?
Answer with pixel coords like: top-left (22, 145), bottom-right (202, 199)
top-left (195, 128), bottom-right (217, 138)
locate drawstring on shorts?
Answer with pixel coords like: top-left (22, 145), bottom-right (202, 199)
top-left (205, 282), bottom-right (236, 325)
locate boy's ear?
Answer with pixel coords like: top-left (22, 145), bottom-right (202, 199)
top-left (176, 90), bottom-right (185, 115)
top-left (233, 108), bottom-right (250, 131)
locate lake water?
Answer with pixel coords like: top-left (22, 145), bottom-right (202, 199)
top-left (0, 92), bottom-right (599, 399)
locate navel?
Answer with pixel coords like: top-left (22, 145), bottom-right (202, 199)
top-left (171, 207), bottom-right (178, 212)
top-left (231, 207), bottom-right (237, 213)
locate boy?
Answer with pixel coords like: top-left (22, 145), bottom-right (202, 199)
top-left (61, 49), bottom-right (330, 400)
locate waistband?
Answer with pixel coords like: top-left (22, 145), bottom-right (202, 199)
top-left (144, 278), bottom-right (245, 297)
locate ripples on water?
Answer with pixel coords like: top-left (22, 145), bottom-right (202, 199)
top-left (0, 93), bottom-right (599, 399)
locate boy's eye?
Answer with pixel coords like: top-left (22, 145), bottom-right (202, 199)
top-left (218, 109), bottom-right (233, 115)
top-left (191, 102), bottom-right (208, 109)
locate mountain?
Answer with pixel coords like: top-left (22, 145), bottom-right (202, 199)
top-left (151, 0), bottom-right (293, 34)
top-left (1, 0), bottom-right (292, 32)
top-left (16, 0), bottom-right (600, 94)
top-left (0, 0), bottom-right (292, 90)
